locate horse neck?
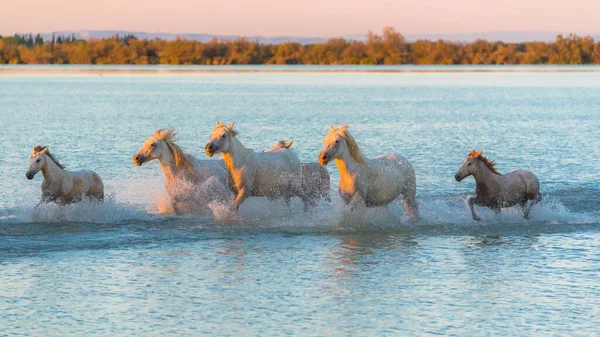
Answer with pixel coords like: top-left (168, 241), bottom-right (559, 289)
top-left (41, 156), bottom-right (66, 184)
top-left (158, 149), bottom-right (180, 186)
top-left (222, 137), bottom-right (251, 171)
top-left (335, 144), bottom-right (364, 182)
top-left (473, 160), bottom-right (500, 189)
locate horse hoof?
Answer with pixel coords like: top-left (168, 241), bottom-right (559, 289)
top-left (473, 216), bottom-right (481, 222)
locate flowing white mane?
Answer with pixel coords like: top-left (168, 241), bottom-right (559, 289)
top-left (154, 128), bottom-right (195, 176)
top-left (330, 125), bottom-right (367, 165)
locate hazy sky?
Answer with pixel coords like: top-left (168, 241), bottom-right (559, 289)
top-left (2, 0), bottom-right (599, 36)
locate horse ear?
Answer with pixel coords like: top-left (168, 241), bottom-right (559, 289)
top-left (285, 141), bottom-right (293, 149)
top-left (340, 124), bottom-right (349, 132)
top-left (227, 122), bottom-right (235, 130)
top-left (474, 150), bottom-right (482, 158)
top-left (40, 146), bottom-right (49, 154)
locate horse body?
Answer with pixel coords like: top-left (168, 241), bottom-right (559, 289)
top-left (363, 154), bottom-right (415, 207)
top-left (266, 141), bottom-right (331, 202)
top-left (245, 150), bottom-right (301, 197)
top-left (205, 123), bottom-right (309, 211)
top-left (301, 163), bottom-right (331, 201)
top-left (160, 153), bottom-right (228, 209)
top-left (476, 169), bottom-right (540, 208)
top-left (26, 146), bottom-right (104, 204)
top-left (133, 129), bottom-right (229, 214)
top-left (456, 150), bottom-right (541, 220)
top-left (42, 170), bottom-right (105, 204)
top-left (318, 124), bottom-right (418, 218)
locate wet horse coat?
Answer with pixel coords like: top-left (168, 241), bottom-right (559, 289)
top-left (265, 141), bottom-right (331, 202)
top-left (455, 150), bottom-right (541, 221)
top-left (26, 146), bottom-right (104, 204)
top-left (205, 123), bottom-right (310, 211)
top-left (318, 124), bottom-right (418, 218)
top-left (133, 128), bottom-right (229, 214)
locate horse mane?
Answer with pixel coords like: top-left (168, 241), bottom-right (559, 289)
top-left (154, 129), bottom-right (195, 176)
top-left (274, 140), bottom-right (292, 149)
top-left (331, 126), bottom-right (367, 165)
top-left (33, 145), bottom-right (65, 169)
top-left (468, 149), bottom-right (500, 175)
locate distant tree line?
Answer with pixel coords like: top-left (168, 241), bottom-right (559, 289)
top-left (1, 27), bottom-right (600, 65)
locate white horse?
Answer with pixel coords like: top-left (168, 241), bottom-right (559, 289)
top-left (26, 145), bottom-right (104, 204)
top-left (318, 124), bottom-right (418, 218)
top-left (133, 128), bottom-right (229, 214)
top-left (204, 122), bottom-right (310, 211)
top-left (266, 140), bottom-right (331, 202)
top-left (455, 150), bottom-right (541, 221)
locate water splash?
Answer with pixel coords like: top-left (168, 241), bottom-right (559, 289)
top-left (1, 182), bottom-right (598, 232)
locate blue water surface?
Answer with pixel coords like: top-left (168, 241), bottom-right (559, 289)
top-left (0, 67), bottom-right (599, 336)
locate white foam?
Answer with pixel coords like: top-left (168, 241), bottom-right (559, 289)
top-left (1, 181), bottom-right (597, 230)
top-left (0, 193), bottom-right (152, 225)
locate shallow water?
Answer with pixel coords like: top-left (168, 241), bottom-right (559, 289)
top-left (1, 68), bottom-right (600, 335)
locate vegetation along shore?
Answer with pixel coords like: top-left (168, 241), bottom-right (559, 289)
top-left (1, 27), bottom-right (599, 65)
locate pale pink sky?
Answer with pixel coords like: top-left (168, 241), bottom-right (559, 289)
top-left (2, 0), bottom-right (599, 36)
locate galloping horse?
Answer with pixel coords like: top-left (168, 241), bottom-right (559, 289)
top-left (26, 145), bottom-right (104, 204)
top-left (133, 128), bottom-right (229, 214)
top-left (205, 122), bottom-right (310, 211)
top-left (318, 124), bottom-right (418, 218)
top-left (266, 140), bottom-right (331, 202)
top-left (455, 150), bottom-right (541, 221)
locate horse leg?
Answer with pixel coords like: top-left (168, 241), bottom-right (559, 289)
top-left (171, 198), bottom-right (181, 215)
top-left (521, 193), bottom-right (542, 219)
top-left (230, 188), bottom-right (249, 211)
top-left (401, 186), bottom-right (419, 219)
top-left (348, 197), bottom-right (362, 213)
top-left (300, 192), bottom-right (316, 213)
top-left (520, 200), bottom-right (531, 219)
top-left (32, 200), bottom-right (45, 219)
top-left (468, 197), bottom-right (481, 221)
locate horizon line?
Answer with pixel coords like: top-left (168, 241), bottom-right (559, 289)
top-left (4, 28), bottom-right (600, 39)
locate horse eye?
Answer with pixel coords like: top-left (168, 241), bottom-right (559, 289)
top-left (36, 159), bottom-right (40, 163)
top-left (468, 163), bottom-right (472, 166)
top-left (221, 134), bottom-right (226, 138)
top-left (335, 140), bottom-right (339, 144)
top-left (151, 143), bottom-right (155, 147)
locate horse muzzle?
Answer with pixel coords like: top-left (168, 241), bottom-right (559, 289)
top-left (205, 143), bottom-right (215, 157)
top-left (318, 153), bottom-right (329, 166)
top-left (455, 174), bottom-right (463, 182)
top-left (26, 172), bottom-right (34, 180)
top-left (133, 155), bottom-right (144, 166)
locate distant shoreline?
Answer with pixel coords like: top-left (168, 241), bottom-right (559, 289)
top-left (2, 65), bottom-right (600, 75)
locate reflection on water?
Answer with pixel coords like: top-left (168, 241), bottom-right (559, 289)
top-left (326, 232), bottom-right (417, 281)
